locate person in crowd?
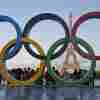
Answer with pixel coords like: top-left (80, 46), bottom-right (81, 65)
top-left (45, 66), bottom-right (56, 86)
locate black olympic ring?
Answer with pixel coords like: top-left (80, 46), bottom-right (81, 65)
top-left (22, 13), bottom-right (70, 60)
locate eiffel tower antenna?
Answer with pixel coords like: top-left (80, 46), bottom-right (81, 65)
top-left (69, 12), bottom-right (72, 37)
top-left (68, 12), bottom-right (73, 48)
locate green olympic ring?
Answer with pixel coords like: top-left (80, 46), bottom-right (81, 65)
top-left (46, 37), bottom-right (96, 87)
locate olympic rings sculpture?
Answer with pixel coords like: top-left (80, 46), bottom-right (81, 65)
top-left (0, 11), bottom-right (100, 87)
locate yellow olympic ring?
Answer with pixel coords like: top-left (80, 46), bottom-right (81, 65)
top-left (0, 37), bottom-right (45, 86)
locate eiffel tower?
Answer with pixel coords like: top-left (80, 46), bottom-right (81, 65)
top-left (63, 12), bottom-right (80, 74)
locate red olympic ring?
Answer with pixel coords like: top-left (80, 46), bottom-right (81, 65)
top-left (71, 11), bottom-right (100, 60)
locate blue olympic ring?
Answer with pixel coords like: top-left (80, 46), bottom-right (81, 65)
top-left (0, 15), bottom-right (22, 60)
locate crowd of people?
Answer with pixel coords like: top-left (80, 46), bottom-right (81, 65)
top-left (0, 66), bottom-right (83, 85)
top-left (8, 67), bottom-right (61, 80)
top-left (8, 67), bottom-right (37, 80)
